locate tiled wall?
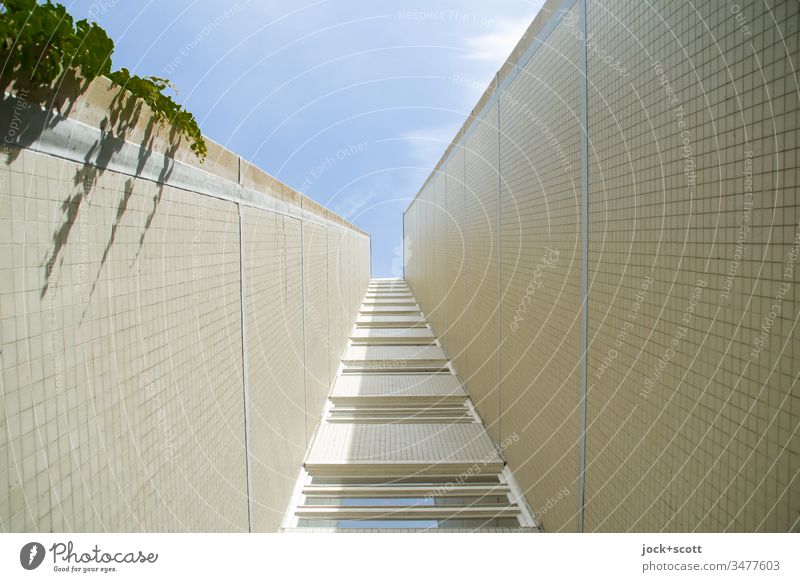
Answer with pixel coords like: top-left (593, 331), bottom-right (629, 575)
top-left (465, 104), bottom-right (500, 443)
top-left (1, 80), bottom-right (370, 533)
top-left (444, 150), bottom-right (467, 377)
top-left (244, 208), bottom-right (304, 533)
top-left (302, 221), bottom-right (332, 432)
top-left (499, 1), bottom-right (583, 534)
top-left (404, 0), bottom-right (799, 532)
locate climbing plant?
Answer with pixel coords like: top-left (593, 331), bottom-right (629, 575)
top-left (0, 0), bottom-right (207, 160)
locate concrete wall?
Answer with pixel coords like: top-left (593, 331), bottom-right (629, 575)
top-left (404, 0), bottom-right (799, 532)
top-left (1, 76), bottom-right (370, 532)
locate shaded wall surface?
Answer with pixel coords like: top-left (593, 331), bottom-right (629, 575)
top-left (404, 0), bottom-right (799, 532)
top-left (1, 77), bottom-right (370, 532)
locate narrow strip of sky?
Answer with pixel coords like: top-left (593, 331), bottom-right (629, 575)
top-left (67, 0), bottom-right (545, 276)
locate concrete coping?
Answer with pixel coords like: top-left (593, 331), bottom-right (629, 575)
top-left (3, 74), bottom-right (368, 237)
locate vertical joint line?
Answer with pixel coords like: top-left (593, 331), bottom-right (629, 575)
top-left (440, 180), bottom-right (450, 350)
top-left (402, 208), bottom-right (406, 280)
top-left (324, 227), bottom-right (331, 385)
top-left (237, 203), bottom-right (254, 533)
top-left (496, 75), bottom-right (503, 442)
top-left (463, 145), bottom-right (468, 390)
top-left (577, 0), bottom-right (589, 535)
top-left (300, 221), bottom-right (309, 447)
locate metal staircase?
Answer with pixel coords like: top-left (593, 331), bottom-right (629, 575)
top-left (282, 278), bottom-right (538, 532)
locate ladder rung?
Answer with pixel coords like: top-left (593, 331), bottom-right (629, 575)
top-left (304, 462), bottom-right (505, 477)
top-left (295, 506), bottom-right (520, 519)
top-left (341, 368), bottom-right (450, 375)
top-left (329, 396), bottom-right (466, 405)
top-left (342, 360), bottom-right (449, 367)
top-left (326, 416), bottom-right (475, 424)
top-left (330, 406), bottom-right (468, 413)
top-left (302, 485), bottom-right (512, 497)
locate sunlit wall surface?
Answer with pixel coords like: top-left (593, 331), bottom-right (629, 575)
top-left (1, 76), bottom-right (370, 532)
top-left (404, 0), bottom-right (799, 532)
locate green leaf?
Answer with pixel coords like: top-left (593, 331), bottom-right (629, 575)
top-left (1, 0), bottom-right (206, 161)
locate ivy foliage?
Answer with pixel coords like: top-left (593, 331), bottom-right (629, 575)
top-left (0, 0), bottom-right (206, 160)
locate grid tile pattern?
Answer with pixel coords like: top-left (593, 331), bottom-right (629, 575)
top-left (498, 4), bottom-right (582, 533)
top-left (429, 174), bottom-right (448, 336)
top-left (1, 123), bottom-right (370, 532)
top-left (350, 328), bottom-right (434, 340)
top-left (584, 0), bottom-right (800, 532)
top-left (445, 151), bottom-right (467, 377)
top-left (302, 222), bottom-right (331, 433)
top-left (403, 0), bottom-right (799, 532)
top-left (288, 279), bottom-right (533, 530)
top-left (343, 346), bottom-right (447, 362)
top-left (326, 228), bottom-right (343, 383)
top-left (331, 374), bottom-right (466, 398)
top-left (243, 208), bottom-right (306, 532)
top-left (465, 103), bottom-right (501, 440)
top-left (1, 149), bottom-right (248, 532)
top-left (306, 422), bottom-right (499, 465)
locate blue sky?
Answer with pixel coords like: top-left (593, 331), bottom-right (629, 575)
top-left (65, 0), bottom-right (545, 277)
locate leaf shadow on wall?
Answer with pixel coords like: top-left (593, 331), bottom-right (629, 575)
top-left (0, 69), bottom-right (88, 164)
top-left (18, 85), bottom-right (184, 307)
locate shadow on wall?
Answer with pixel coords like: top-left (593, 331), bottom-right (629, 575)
top-left (1, 75), bottom-right (181, 303)
top-left (0, 69), bottom-right (88, 161)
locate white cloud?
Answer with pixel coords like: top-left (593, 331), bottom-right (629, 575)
top-left (461, 17), bottom-right (532, 63)
top-left (333, 189), bottom-right (378, 220)
top-left (394, 123), bottom-right (463, 166)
